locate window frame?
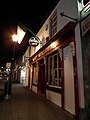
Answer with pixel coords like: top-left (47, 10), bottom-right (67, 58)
top-left (48, 51), bottom-right (62, 89)
top-left (50, 9), bottom-right (57, 38)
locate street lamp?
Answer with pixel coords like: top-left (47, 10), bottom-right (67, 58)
top-left (8, 34), bottom-right (18, 97)
top-left (4, 34), bottom-right (18, 100)
top-left (12, 35), bottom-right (18, 61)
top-left (4, 25), bottom-right (25, 100)
top-left (11, 27), bottom-right (26, 81)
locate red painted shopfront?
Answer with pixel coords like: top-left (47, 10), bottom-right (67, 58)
top-left (30, 21), bottom-right (80, 118)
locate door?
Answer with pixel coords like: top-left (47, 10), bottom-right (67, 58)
top-left (63, 45), bottom-right (75, 114)
top-left (38, 63), bottom-right (46, 96)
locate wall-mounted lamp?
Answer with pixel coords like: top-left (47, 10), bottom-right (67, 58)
top-left (60, 12), bottom-right (79, 23)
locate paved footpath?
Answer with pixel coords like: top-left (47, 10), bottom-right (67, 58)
top-left (0, 83), bottom-right (78, 120)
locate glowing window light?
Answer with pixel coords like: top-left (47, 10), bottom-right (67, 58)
top-left (50, 42), bottom-right (56, 48)
top-left (12, 35), bottom-right (18, 42)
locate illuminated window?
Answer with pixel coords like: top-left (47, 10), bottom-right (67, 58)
top-left (48, 51), bottom-right (62, 88)
top-left (33, 63), bottom-right (38, 85)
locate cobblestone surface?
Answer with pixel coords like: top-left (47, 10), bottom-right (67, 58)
top-left (0, 83), bottom-right (77, 120)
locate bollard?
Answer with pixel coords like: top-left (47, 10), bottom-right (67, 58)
top-left (4, 81), bottom-right (11, 100)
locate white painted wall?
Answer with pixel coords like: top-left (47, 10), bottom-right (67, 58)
top-left (32, 86), bottom-right (37, 93)
top-left (30, 66), bottom-right (33, 90)
top-left (75, 24), bottom-right (85, 108)
top-left (46, 90), bottom-right (62, 107)
top-left (57, 0), bottom-right (78, 32)
top-left (25, 61), bottom-right (29, 87)
top-left (20, 67), bottom-right (26, 84)
top-left (29, 0), bottom-right (84, 114)
top-left (37, 0), bottom-right (78, 40)
top-left (63, 45), bottom-right (75, 115)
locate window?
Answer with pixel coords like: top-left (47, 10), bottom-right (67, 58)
top-left (48, 51), bottom-right (62, 88)
top-left (33, 63), bottom-right (38, 85)
top-left (50, 10), bottom-right (57, 38)
top-left (46, 37), bottom-right (49, 43)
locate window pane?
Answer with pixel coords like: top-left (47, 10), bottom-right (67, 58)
top-left (33, 64), bottom-right (38, 84)
top-left (54, 55), bottom-right (57, 68)
top-left (50, 10), bottom-right (57, 37)
top-left (50, 57), bottom-right (52, 69)
top-left (54, 70), bottom-right (57, 78)
top-left (59, 69), bottom-right (61, 78)
top-left (48, 52), bottom-right (62, 88)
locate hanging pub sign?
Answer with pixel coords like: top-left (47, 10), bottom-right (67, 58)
top-left (29, 37), bottom-right (39, 46)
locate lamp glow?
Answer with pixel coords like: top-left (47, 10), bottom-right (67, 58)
top-left (50, 42), bottom-right (56, 48)
top-left (12, 35), bottom-right (18, 42)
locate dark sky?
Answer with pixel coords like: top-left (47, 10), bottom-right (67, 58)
top-left (0, 0), bottom-right (60, 67)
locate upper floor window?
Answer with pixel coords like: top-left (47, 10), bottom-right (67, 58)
top-left (50, 10), bottom-right (57, 38)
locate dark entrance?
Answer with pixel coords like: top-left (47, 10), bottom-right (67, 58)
top-left (37, 59), bottom-right (46, 96)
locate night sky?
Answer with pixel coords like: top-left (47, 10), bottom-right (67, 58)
top-left (0, 0), bottom-right (60, 67)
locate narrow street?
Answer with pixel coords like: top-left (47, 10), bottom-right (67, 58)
top-left (0, 83), bottom-right (77, 120)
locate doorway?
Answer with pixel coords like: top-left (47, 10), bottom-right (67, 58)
top-left (63, 45), bottom-right (75, 115)
top-left (37, 60), bottom-right (46, 96)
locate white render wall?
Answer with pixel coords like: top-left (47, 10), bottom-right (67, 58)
top-left (35, 0), bottom-right (84, 109)
top-left (27, 0), bottom-right (84, 112)
top-left (32, 86), bottom-right (37, 93)
top-left (25, 61), bottom-right (29, 87)
top-left (75, 24), bottom-right (84, 108)
top-left (46, 90), bottom-right (62, 107)
top-left (37, 0), bottom-right (79, 41)
top-left (57, 0), bottom-right (78, 32)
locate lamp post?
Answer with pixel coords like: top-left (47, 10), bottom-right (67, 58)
top-left (4, 25), bottom-right (25, 100)
top-left (9, 35), bottom-right (18, 96)
top-left (12, 35), bottom-right (18, 61)
top-left (4, 35), bottom-right (18, 100)
top-left (11, 34), bottom-right (18, 82)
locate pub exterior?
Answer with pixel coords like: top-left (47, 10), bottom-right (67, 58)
top-left (22, 0), bottom-right (90, 119)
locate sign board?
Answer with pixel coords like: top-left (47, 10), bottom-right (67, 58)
top-left (6, 62), bottom-right (11, 68)
top-left (81, 15), bottom-right (90, 36)
top-left (82, 1), bottom-right (90, 12)
top-left (80, 1), bottom-right (90, 19)
top-left (83, 0), bottom-right (89, 6)
top-left (29, 37), bottom-right (39, 46)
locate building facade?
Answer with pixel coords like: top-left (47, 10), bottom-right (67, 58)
top-left (23, 0), bottom-right (90, 119)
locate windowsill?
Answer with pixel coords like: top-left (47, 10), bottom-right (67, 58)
top-left (32, 83), bottom-right (38, 86)
top-left (46, 85), bottom-right (62, 93)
